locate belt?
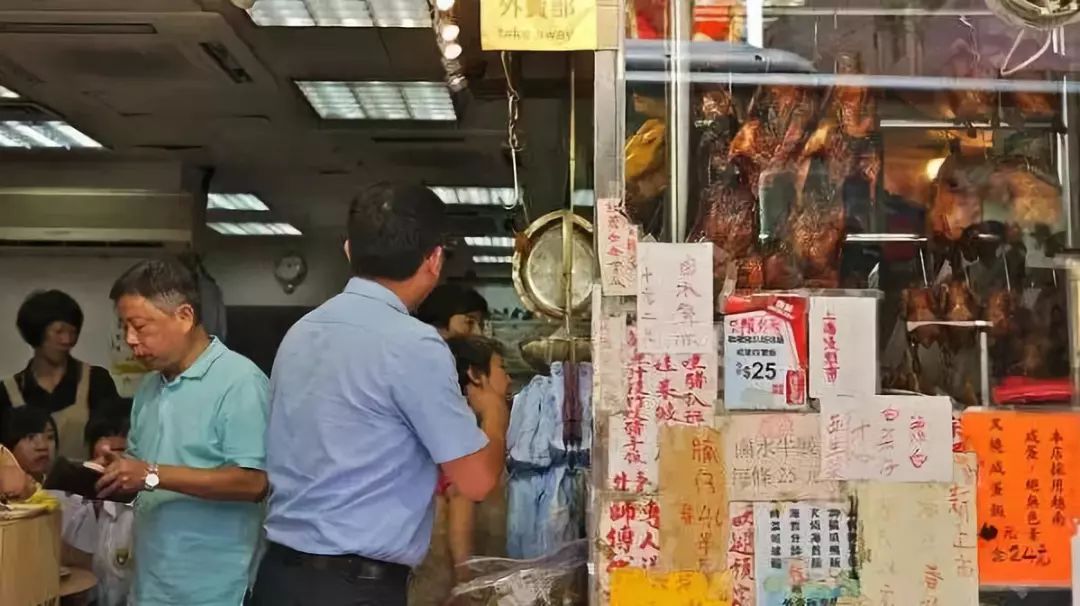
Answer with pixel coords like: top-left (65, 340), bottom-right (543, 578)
top-left (266, 541), bottom-right (410, 582)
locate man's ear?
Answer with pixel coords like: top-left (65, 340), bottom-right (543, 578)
top-left (343, 239), bottom-right (352, 263)
top-left (175, 302), bottom-right (197, 331)
top-left (426, 246), bottom-right (444, 278)
top-left (466, 366), bottom-right (485, 388)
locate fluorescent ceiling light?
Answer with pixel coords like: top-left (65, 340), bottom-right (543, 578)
top-left (0, 85), bottom-right (19, 99)
top-left (248, 0), bottom-right (431, 27)
top-left (431, 186), bottom-right (516, 206)
top-left (465, 236), bottom-right (514, 248)
top-left (0, 121), bottom-right (102, 149)
top-left (207, 222), bottom-right (302, 236)
top-left (473, 255), bottom-right (512, 264)
top-left (297, 81), bottom-right (456, 121)
top-left (207, 193), bottom-right (270, 211)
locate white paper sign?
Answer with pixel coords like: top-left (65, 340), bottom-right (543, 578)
top-left (597, 197), bottom-right (638, 296)
top-left (608, 409), bottom-right (659, 494)
top-left (809, 296), bottom-right (877, 398)
top-left (820, 395), bottom-right (954, 483)
top-left (753, 501), bottom-right (857, 606)
top-left (636, 242), bottom-right (714, 353)
top-left (1072, 529), bottom-right (1080, 606)
top-left (591, 286), bottom-right (628, 415)
top-left (598, 498), bottom-right (661, 585)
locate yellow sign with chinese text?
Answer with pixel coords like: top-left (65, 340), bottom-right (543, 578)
top-left (610, 568), bottom-right (732, 606)
top-left (481, 0), bottom-right (599, 51)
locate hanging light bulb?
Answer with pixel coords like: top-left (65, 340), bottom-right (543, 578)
top-left (443, 43), bottom-right (463, 60)
top-left (925, 157), bottom-right (946, 181)
top-left (435, 0), bottom-right (455, 10)
top-left (440, 23), bottom-right (460, 42)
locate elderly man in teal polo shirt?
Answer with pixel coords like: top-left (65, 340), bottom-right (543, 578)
top-left (96, 258), bottom-right (269, 606)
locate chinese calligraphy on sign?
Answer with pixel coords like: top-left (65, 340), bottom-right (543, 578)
top-left (599, 499), bottom-right (662, 592)
top-left (808, 296), bottom-right (877, 398)
top-left (608, 409), bottom-right (658, 494)
top-left (610, 568), bottom-right (733, 606)
top-left (658, 426), bottom-right (728, 571)
top-left (752, 501), bottom-right (858, 606)
top-left (962, 410), bottom-right (1080, 586)
top-left (596, 198), bottom-right (638, 296)
top-left (481, 0), bottom-right (600, 51)
top-left (644, 350), bottom-right (717, 426)
top-left (820, 395), bottom-right (953, 483)
top-left (637, 243), bottom-right (715, 353)
top-left (723, 295), bottom-right (808, 410)
top-left (727, 503), bottom-right (755, 606)
top-left (857, 453), bottom-right (979, 606)
top-left (725, 413), bottom-right (841, 502)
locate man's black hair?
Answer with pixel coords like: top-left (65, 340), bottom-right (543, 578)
top-left (16, 290), bottom-right (84, 348)
top-left (110, 258), bottom-right (202, 323)
top-left (417, 284), bottom-right (489, 328)
top-left (347, 182), bottom-right (447, 281)
top-left (446, 335), bottom-right (504, 394)
top-left (1, 406), bottom-right (57, 452)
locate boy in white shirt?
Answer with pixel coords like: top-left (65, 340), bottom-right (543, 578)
top-left (60, 409), bottom-right (135, 606)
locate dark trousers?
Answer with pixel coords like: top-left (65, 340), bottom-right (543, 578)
top-left (249, 542), bottom-right (409, 606)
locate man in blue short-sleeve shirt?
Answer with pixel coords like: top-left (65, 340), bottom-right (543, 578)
top-left (96, 259), bottom-right (270, 606)
top-left (251, 183), bottom-right (509, 606)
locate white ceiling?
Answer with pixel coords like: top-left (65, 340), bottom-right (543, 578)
top-left (0, 0), bottom-right (562, 245)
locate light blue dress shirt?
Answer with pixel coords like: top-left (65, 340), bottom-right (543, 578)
top-left (128, 337), bottom-right (269, 606)
top-left (263, 278), bottom-right (488, 567)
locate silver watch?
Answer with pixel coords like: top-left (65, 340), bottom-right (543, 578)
top-left (144, 464), bottom-right (160, 492)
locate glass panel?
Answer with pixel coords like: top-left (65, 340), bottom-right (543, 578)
top-left (598, 1), bottom-right (1080, 602)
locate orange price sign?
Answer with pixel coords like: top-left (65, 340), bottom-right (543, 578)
top-left (961, 410), bottom-right (1080, 586)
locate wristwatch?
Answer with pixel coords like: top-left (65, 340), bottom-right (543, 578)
top-left (144, 464), bottom-right (160, 492)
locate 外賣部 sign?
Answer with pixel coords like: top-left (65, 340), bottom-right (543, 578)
top-left (481, 0), bottom-right (599, 51)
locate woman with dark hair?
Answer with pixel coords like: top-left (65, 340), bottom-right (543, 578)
top-left (0, 289), bottom-right (119, 460)
top-left (416, 284), bottom-right (490, 338)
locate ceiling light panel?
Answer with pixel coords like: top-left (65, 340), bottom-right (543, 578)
top-left (473, 255), bottom-right (512, 264)
top-left (207, 222), bottom-right (302, 236)
top-left (0, 121), bottom-right (102, 149)
top-left (297, 81), bottom-right (456, 121)
top-left (465, 236), bottom-right (514, 248)
top-left (249, 0), bottom-right (431, 28)
top-left (207, 193), bottom-right (270, 211)
top-left (431, 187), bottom-right (516, 206)
top-left (0, 85), bottom-right (19, 99)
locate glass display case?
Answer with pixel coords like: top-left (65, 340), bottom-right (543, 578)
top-left (591, 1), bottom-right (1080, 604)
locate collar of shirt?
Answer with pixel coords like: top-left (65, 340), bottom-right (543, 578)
top-left (160, 337), bottom-right (226, 386)
top-left (15, 357), bottom-right (83, 405)
top-left (343, 277), bottom-right (409, 316)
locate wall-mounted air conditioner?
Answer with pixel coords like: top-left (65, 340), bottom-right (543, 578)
top-left (0, 187), bottom-right (193, 247)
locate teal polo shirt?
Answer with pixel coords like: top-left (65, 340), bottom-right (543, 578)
top-left (128, 337), bottom-right (269, 606)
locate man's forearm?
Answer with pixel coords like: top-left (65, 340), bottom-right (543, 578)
top-left (478, 407), bottom-right (508, 479)
top-left (157, 465), bottom-right (267, 502)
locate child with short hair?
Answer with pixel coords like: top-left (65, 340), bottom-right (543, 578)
top-left (60, 407), bottom-right (135, 606)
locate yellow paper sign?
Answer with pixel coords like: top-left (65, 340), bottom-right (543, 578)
top-left (659, 425), bottom-right (729, 572)
top-left (481, 0), bottom-right (598, 51)
top-left (610, 568), bottom-right (733, 606)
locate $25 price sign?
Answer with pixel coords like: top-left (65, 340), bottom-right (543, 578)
top-left (722, 295), bottom-right (808, 411)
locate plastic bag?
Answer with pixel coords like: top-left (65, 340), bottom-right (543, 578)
top-left (446, 540), bottom-right (587, 606)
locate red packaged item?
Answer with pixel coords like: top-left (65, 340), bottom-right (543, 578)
top-left (992, 376), bottom-right (1072, 405)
